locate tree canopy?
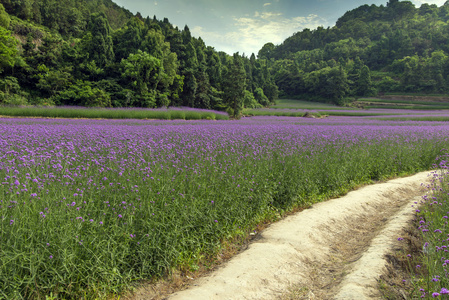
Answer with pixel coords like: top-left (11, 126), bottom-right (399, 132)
top-left (2, 0), bottom-right (449, 108)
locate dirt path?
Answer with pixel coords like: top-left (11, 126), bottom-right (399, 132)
top-left (131, 171), bottom-right (431, 300)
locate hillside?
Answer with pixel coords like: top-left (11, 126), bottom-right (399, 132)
top-left (262, 0), bottom-right (449, 103)
top-left (1, 0), bottom-right (449, 110)
top-left (0, 0), bottom-right (277, 117)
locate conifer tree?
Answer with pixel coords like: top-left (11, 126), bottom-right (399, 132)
top-left (223, 53), bottom-right (246, 118)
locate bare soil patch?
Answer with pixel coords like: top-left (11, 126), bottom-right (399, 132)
top-left (126, 172), bottom-right (431, 300)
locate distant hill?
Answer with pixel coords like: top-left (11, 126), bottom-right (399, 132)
top-left (0, 0), bottom-right (277, 117)
top-left (2, 0), bottom-right (449, 109)
top-left (260, 0), bottom-right (449, 104)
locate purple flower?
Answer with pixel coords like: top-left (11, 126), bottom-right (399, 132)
top-left (49, 255), bottom-right (53, 259)
top-left (118, 214), bottom-right (122, 218)
top-left (397, 237), bottom-right (404, 241)
top-left (432, 292), bottom-right (440, 298)
top-left (440, 288), bottom-right (449, 294)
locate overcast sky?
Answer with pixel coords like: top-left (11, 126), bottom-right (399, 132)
top-left (112, 0), bottom-right (447, 55)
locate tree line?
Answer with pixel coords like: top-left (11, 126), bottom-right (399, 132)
top-left (0, 0), bottom-right (278, 117)
top-left (260, 0), bottom-right (449, 104)
top-left (2, 0), bottom-right (449, 110)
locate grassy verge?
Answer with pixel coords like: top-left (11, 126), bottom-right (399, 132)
top-left (367, 105), bottom-right (449, 110)
top-left (1, 118), bottom-right (449, 299)
top-left (358, 98), bottom-right (449, 106)
top-left (244, 109), bottom-right (397, 117)
top-left (384, 154), bottom-right (449, 299)
top-left (0, 106), bottom-right (229, 120)
top-left (380, 116), bottom-right (449, 122)
top-left (270, 99), bottom-right (343, 110)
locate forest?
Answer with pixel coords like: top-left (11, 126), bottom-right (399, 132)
top-left (0, 0), bottom-right (278, 117)
top-left (264, 0), bottom-right (449, 104)
top-left (0, 0), bottom-right (449, 113)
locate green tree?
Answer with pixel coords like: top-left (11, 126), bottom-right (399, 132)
top-left (0, 26), bottom-right (18, 73)
top-left (0, 3), bottom-right (11, 28)
top-left (243, 89), bottom-right (262, 108)
top-left (36, 65), bottom-right (73, 97)
top-left (180, 42), bottom-right (198, 107)
top-left (85, 13), bottom-right (115, 67)
top-left (258, 43), bottom-right (275, 60)
top-left (253, 87), bottom-right (269, 106)
top-left (120, 50), bottom-right (163, 107)
top-left (223, 53), bottom-right (246, 118)
top-left (113, 18), bottom-right (143, 61)
top-left (54, 80), bottom-right (111, 107)
top-left (356, 65), bottom-right (375, 96)
top-left (326, 66), bottom-right (349, 105)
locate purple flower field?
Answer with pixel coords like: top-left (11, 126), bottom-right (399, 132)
top-left (1, 115), bottom-right (449, 298)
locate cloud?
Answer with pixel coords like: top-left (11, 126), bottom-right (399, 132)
top-left (191, 12), bottom-right (326, 56)
top-left (260, 12), bottom-right (283, 19)
top-left (412, 0), bottom-right (446, 5)
top-left (263, 3), bottom-right (272, 7)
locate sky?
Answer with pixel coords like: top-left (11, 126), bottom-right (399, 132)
top-left (112, 0), bottom-right (447, 56)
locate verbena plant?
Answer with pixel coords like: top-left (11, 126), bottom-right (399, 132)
top-left (1, 116), bottom-right (449, 299)
top-left (399, 154), bottom-right (449, 298)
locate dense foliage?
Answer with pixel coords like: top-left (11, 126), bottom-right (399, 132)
top-left (2, 0), bottom-right (449, 110)
top-left (261, 0), bottom-right (449, 103)
top-left (0, 0), bottom-right (277, 117)
top-left (393, 156), bottom-right (449, 298)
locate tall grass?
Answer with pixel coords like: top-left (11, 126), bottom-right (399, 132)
top-left (367, 105), bottom-right (449, 110)
top-left (397, 154), bottom-right (449, 298)
top-left (1, 117), bottom-right (449, 299)
top-left (244, 109), bottom-right (396, 117)
top-left (358, 98), bottom-right (449, 106)
top-left (270, 99), bottom-right (344, 110)
top-left (0, 106), bottom-right (229, 120)
top-left (380, 116), bottom-right (449, 122)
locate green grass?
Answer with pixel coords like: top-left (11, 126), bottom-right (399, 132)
top-left (380, 116), bottom-right (449, 122)
top-left (0, 106), bottom-right (229, 120)
top-left (367, 105), bottom-right (449, 110)
top-left (383, 92), bottom-right (449, 97)
top-left (270, 99), bottom-right (348, 110)
top-left (322, 111), bottom-right (397, 116)
top-left (358, 98), bottom-right (449, 105)
top-left (2, 118), bottom-right (449, 299)
top-left (244, 109), bottom-right (397, 117)
top-left (398, 157), bottom-right (449, 298)
top-left (244, 109), bottom-right (308, 117)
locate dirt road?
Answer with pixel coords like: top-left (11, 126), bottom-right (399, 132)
top-left (163, 171), bottom-right (430, 300)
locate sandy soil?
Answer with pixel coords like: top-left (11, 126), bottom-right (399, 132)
top-left (130, 171), bottom-right (431, 300)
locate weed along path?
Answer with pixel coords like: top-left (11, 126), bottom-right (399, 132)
top-left (155, 171), bottom-right (431, 300)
